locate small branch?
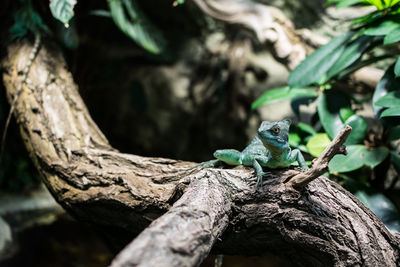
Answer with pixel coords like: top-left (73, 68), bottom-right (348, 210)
top-left (287, 125), bottom-right (352, 189)
top-left (110, 174), bottom-right (231, 267)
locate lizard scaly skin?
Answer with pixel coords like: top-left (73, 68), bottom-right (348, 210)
top-left (195, 120), bottom-right (308, 186)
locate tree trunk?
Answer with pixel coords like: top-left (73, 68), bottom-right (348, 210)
top-left (2, 39), bottom-right (399, 267)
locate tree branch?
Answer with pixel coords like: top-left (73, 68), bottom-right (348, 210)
top-left (2, 39), bottom-right (399, 267)
top-left (110, 174), bottom-right (231, 267)
top-left (287, 125), bottom-right (352, 189)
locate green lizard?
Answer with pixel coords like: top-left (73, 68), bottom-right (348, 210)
top-left (194, 120), bottom-right (308, 186)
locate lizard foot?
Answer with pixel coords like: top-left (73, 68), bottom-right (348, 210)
top-left (256, 174), bottom-right (264, 187)
top-left (301, 165), bottom-right (309, 171)
top-left (248, 172), bottom-right (265, 187)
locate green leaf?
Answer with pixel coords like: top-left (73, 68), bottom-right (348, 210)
top-left (317, 90), bottom-right (351, 139)
top-left (364, 0), bottom-right (384, 9)
top-left (90, 10), bottom-right (111, 18)
top-left (384, 0), bottom-right (400, 7)
top-left (344, 115), bottom-right (368, 145)
top-left (326, 0), bottom-right (341, 5)
top-left (298, 145), bottom-right (309, 153)
top-left (380, 106), bottom-right (400, 117)
top-left (388, 126), bottom-right (400, 141)
top-left (329, 146), bottom-right (364, 172)
top-left (336, 0), bottom-right (368, 8)
top-left (325, 35), bottom-right (374, 80)
top-left (383, 27), bottom-right (400, 44)
top-left (354, 190), bottom-right (400, 232)
top-left (363, 146), bottom-right (389, 167)
top-left (395, 57), bottom-right (400, 78)
top-left (297, 122), bottom-right (317, 136)
top-left (289, 132), bottom-right (301, 147)
top-left (108, 0), bottom-right (166, 54)
top-left (390, 0), bottom-right (400, 6)
top-left (375, 91), bottom-right (400, 107)
top-left (372, 65), bottom-right (400, 118)
top-left (288, 32), bottom-right (354, 88)
top-left (352, 10), bottom-right (383, 25)
top-left (49, 0), bottom-right (77, 26)
top-left (251, 86), bottom-right (318, 110)
top-left (391, 151), bottom-right (400, 174)
top-left (11, 0), bottom-right (49, 39)
top-left (363, 19), bottom-right (400, 36)
top-left (306, 133), bottom-right (331, 157)
top-left (329, 145), bottom-right (389, 172)
top-left (340, 107), bottom-right (355, 122)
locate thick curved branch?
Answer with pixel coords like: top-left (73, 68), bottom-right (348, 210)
top-left (111, 174), bottom-right (231, 266)
top-left (2, 40), bottom-right (400, 266)
top-left (1, 40), bottom-right (189, 233)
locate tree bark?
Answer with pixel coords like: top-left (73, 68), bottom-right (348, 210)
top-left (2, 39), bottom-right (400, 267)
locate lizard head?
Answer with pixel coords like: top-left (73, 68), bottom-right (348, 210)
top-left (257, 119), bottom-right (290, 150)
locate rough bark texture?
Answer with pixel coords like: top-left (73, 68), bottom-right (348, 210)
top-left (2, 39), bottom-right (400, 267)
top-left (110, 175), bottom-right (231, 266)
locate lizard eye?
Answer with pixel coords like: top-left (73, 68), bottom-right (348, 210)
top-left (272, 127), bottom-right (280, 134)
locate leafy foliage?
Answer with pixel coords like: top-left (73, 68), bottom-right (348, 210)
top-left (251, 86), bottom-right (317, 110)
top-left (329, 145), bottom-right (389, 172)
top-left (107, 0), bottom-right (166, 54)
top-left (49, 0), bottom-right (167, 54)
top-left (306, 133), bottom-right (331, 157)
top-left (373, 65), bottom-right (400, 119)
top-left (343, 115), bottom-right (368, 145)
top-left (384, 28), bottom-right (400, 44)
top-left (355, 189), bottom-right (400, 231)
top-left (253, 0), bottom-right (400, 227)
top-left (49, 0), bottom-right (77, 26)
top-left (288, 32), bottom-right (354, 88)
top-left (327, 0), bottom-right (400, 9)
top-left (10, 0), bottom-right (49, 38)
top-left (317, 90), bottom-right (351, 139)
top-left (395, 57), bottom-right (400, 77)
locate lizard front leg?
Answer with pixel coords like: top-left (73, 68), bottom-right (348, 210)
top-left (289, 149), bottom-right (308, 170)
top-left (253, 156), bottom-right (269, 187)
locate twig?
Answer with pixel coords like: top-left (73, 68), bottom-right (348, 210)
top-left (287, 125), bottom-right (352, 189)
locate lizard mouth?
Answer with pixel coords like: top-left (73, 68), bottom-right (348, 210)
top-left (276, 137), bottom-right (285, 143)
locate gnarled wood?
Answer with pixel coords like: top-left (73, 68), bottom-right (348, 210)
top-left (191, 0), bottom-right (308, 69)
top-left (2, 39), bottom-right (399, 267)
top-left (110, 173), bottom-right (232, 266)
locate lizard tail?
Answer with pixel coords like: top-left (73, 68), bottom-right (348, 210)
top-left (186, 159), bottom-right (220, 171)
top-left (0, 33), bottom-right (41, 163)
